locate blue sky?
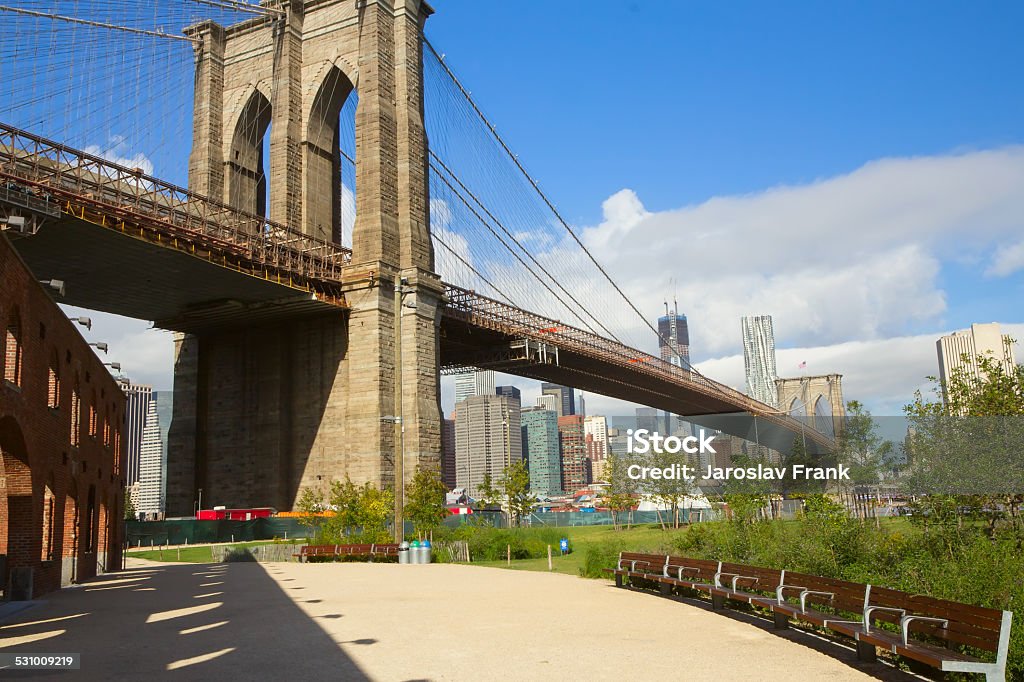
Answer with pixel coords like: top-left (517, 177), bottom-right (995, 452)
top-left (30, 1), bottom-right (1024, 418)
top-left (427, 1), bottom-right (1024, 221)
top-left (423, 1), bottom-right (1024, 417)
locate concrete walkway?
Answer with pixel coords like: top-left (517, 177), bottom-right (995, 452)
top-left (0, 559), bottom-right (918, 681)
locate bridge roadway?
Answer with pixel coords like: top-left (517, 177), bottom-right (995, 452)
top-left (0, 123), bottom-right (832, 454)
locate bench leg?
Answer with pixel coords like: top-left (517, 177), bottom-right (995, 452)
top-left (711, 594), bottom-right (725, 610)
top-left (855, 641), bottom-right (877, 663)
top-left (614, 573), bottom-right (623, 588)
top-left (773, 612), bottom-right (789, 630)
top-left (659, 582), bottom-right (671, 596)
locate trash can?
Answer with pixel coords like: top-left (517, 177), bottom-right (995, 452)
top-left (421, 540), bottom-right (432, 564)
top-left (398, 541), bottom-right (410, 565)
top-left (409, 540), bottom-right (421, 564)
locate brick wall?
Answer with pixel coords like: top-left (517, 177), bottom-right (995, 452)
top-left (0, 233), bottom-right (124, 598)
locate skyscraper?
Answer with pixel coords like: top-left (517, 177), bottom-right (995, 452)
top-left (123, 383), bottom-right (153, 486)
top-left (658, 300), bottom-right (690, 369)
top-left (558, 414), bottom-right (587, 493)
top-left (454, 370), bottom-right (495, 404)
top-left (138, 399), bottom-right (164, 517)
top-left (496, 385), bottom-right (521, 405)
top-left (937, 323), bottom-right (1017, 389)
top-left (541, 383), bottom-right (575, 417)
top-left (521, 407), bottom-right (560, 497)
top-left (742, 315), bottom-right (778, 407)
top-left (154, 391), bottom-right (173, 515)
top-left (535, 394), bottom-right (559, 412)
top-left (441, 418), bottom-right (457, 489)
top-left (455, 394), bottom-right (522, 498)
top-left (584, 415), bottom-right (608, 482)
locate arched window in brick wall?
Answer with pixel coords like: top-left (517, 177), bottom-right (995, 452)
top-left (70, 377), bottom-right (81, 446)
top-left (48, 350), bottom-right (61, 408)
top-left (4, 310), bottom-right (22, 386)
top-left (41, 476), bottom-right (57, 561)
top-left (88, 390), bottom-right (97, 438)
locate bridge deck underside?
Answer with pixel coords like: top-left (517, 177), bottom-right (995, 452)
top-left (440, 319), bottom-right (828, 455)
top-left (10, 215), bottom-right (341, 333)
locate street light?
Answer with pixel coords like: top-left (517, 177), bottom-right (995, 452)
top-left (103, 362), bottom-right (121, 372)
top-left (391, 276), bottom-right (417, 543)
top-left (69, 316), bottom-right (92, 331)
top-left (39, 279), bottom-right (65, 297)
top-left (89, 342), bottom-right (109, 354)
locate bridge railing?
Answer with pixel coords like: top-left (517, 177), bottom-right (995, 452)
top-left (0, 123), bottom-right (351, 284)
top-left (444, 284), bottom-right (831, 446)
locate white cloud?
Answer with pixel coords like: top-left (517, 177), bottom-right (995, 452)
top-left (59, 305), bottom-right (175, 389)
top-left (83, 135), bottom-right (154, 175)
top-left (986, 240), bottom-right (1024, 277)
top-left (560, 146), bottom-right (1024, 357)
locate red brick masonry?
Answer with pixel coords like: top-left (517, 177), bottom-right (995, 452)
top-left (1, 233), bottom-right (123, 597)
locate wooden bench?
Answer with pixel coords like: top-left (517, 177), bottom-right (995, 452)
top-left (709, 561), bottom-right (784, 610)
top-left (295, 543), bottom-right (401, 563)
top-left (752, 570), bottom-right (869, 639)
top-left (610, 555), bottom-right (1013, 681)
top-left (606, 552), bottom-right (667, 587)
top-left (656, 556), bottom-right (721, 596)
top-left (853, 584), bottom-right (1012, 681)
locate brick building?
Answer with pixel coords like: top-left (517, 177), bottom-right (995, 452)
top-left (1, 234), bottom-right (124, 597)
top-left (558, 414), bottom-right (588, 494)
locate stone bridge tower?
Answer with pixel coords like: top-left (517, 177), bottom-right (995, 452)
top-left (167, 0), bottom-right (442, 515)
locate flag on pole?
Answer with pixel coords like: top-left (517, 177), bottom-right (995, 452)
top-left (798, 361), bottom-right (807, 369)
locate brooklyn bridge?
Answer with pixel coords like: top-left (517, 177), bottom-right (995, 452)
top-left (0, 0), bottom-right (834, 515)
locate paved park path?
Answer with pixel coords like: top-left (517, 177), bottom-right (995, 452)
top-left (0, 558), bottom-right (918, 680)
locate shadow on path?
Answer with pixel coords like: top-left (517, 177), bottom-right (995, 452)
top-left (0, 561), bottom-right (369, 680)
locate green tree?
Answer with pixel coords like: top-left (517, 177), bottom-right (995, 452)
top-left (499, 461), bottom-right (533, 527)
top-left (904, 350), bottom-right (1024, 530)
top-left (836, 401), bottom-right (893, 486)
top-left (602, 451), bottom-right (638, 531)
top-left (294, 487), bottom-right (324, 538)
top-left (354, 484), bottom-right (394, 543)
top-left (405, 465), bottom-right (448, 538)
top-left (123, 486), bottom-right (136, 521)
top-left (646, 445), bottom-right (694, 529)
top-left (476, 472), bottom-right (500, 511)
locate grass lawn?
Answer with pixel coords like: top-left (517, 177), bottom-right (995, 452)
top-left (473, 523), bottom-right (682, 576)
top-left (471, 516), bottom-right (917, 577)
top-left (126, 540), bottom-right (293, 563)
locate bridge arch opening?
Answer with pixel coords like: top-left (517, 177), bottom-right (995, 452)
top-left (228, 89), bottom-right (272, 219)
top-left (305, 63), bottom-right (357, 246)
top-left (813, 394), bottom-right (834, 438)
top-left (788, 397), bottom-right (803, 417)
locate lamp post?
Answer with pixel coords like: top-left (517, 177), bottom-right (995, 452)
top-left (390, 277), bottom-right (417, 543)
top-left (89, 342), bottom-right (109, 354)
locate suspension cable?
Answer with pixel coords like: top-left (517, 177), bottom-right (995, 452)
top-left (0, 5), bottom-right (199, 43)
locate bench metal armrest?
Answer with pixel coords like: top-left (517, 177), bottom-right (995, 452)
top-left (899, 615), bottom-right (949, 646)
top-left (800, 590), bottom-right (834, 613)
top-left (713, 571), bottom-right (738, 588)
top-left (776, 584), bottom-right (807, 604)
top-left (672, 565), bottom-right (701, 580)
top-left (722, 574), bottom-right (757, 591)
top-left (630, 560), bottom-right (639, 572)
top-left (863, 606), bottom-right (906, 633)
